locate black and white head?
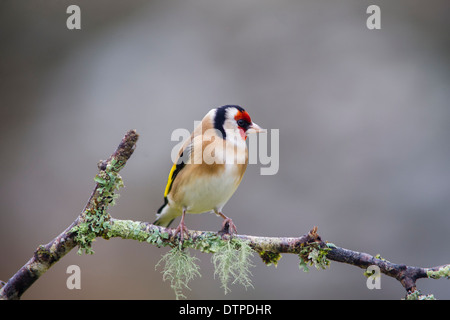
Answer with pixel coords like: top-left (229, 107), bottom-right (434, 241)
top-left (210, 105), bottom-right (264, 143)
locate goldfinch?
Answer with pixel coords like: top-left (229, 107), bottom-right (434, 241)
top-left (154, 105), bottom-right (264, 240)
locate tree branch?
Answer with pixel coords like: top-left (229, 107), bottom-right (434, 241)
top-left (107, 218), bottom-right (321, 253)
top-left (325, 245), bottom-right (450, 294)
top-left (0, 130), bottom-right (139, 300)
top-left (1, 129), bottom-right (449, 300)
top-left (106, 218), bottom-right (450, 296)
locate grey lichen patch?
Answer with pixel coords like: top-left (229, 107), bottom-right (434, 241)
top-left (156, 247), bottom-right (201, 300)
top-left (211, 238), bottom-right (255, 295)
top-left (155, 235), bottom-right (256, 298)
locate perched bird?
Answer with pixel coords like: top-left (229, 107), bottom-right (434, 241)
top-left (154, 105), bottom-right (265, 240)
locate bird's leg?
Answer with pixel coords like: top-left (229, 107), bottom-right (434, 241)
top-left (173, 209), bottom-right (189, 242)
top-left (215, 210), bottom-right (238, 235)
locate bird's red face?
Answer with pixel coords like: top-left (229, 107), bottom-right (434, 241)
top-left (213, 105), bottom-right (265, 141)
top-left (234, 110), bottom-right (252, 140)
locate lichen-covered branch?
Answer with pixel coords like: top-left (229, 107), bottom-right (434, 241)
top-left (1, 129), bottom-right (449, 300)
top-left (107, 219), bottom-right (321, 254)
top-left (107, 218), bottom-right (450, 298)
top-left (0, 130), bottom-right (139, 300)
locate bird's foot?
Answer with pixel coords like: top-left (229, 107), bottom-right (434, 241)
top-left (218, 217), bottom-right (237, 237)
top-left (173, 221), bottom-right (189, 243)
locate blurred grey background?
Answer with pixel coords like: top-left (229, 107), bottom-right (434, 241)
top-left (1, 0), bottom-right (450, 299)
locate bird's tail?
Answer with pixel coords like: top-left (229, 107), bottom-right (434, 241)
top-left (153, 199), bottom-right (179, 228)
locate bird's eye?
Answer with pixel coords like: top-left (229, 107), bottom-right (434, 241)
top-left (237, 119), bottom-right (246, 128)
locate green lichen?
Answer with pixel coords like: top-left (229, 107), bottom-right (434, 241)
top-left (107, 219), bottom-right (171, 248)
top-left (298, 242), bottom-right (331, 272)
top-left (374, 254), bottom-right (390, 263)
top-left (404, 290), bottom-right (436, 300)
top-left (146, 227), bottom-right (170, 247)
top-left (71, 161), bottom-right (124, 255)
top-left (35, 245), bottom-right (52, 261)
top-left (259, 251), bottom-right (282, 267)
top-left (363, 267), bottom-right (375, 278)
top-left (192, 233), bottom-right (224, 253)
top-left (427, 265), bottom-right (450, 280)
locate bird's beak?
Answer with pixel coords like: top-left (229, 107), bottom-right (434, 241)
top-left (247, 122), bottom-right (266, 134)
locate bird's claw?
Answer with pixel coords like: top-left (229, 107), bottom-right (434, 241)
top-left (174, 222), bottom-right (189, 243)
top-left (218, 218), bottom-right (237, 237)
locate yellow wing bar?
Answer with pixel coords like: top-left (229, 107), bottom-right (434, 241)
top-left (164, 163), bottom-right (177, 198)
